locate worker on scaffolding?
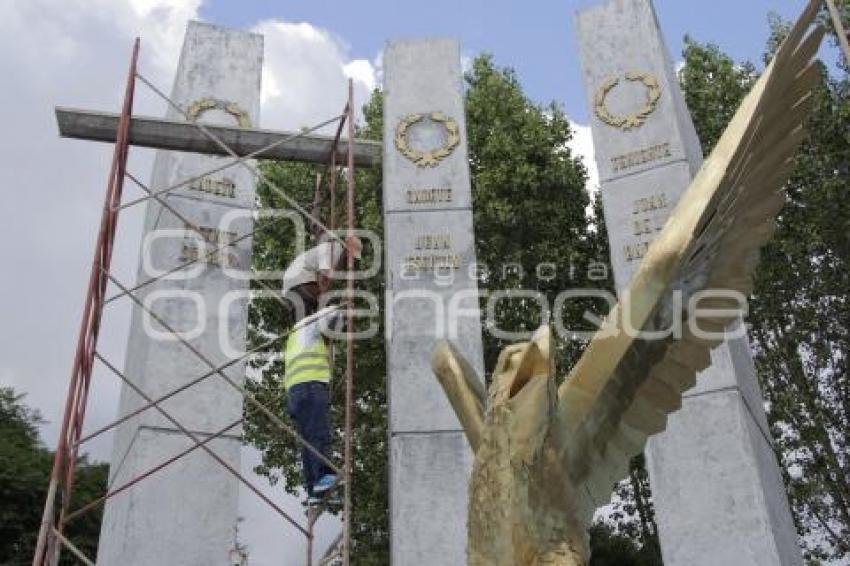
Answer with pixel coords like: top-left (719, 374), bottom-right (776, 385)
top-left (282, 232), bottom-right (362, 504)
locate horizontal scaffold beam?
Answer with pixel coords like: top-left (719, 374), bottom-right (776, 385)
top-left (55, 107), bottom-right (382, 167)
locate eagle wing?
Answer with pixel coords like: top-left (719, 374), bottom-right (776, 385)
top-left (557, 0), bottom-right (825, 507)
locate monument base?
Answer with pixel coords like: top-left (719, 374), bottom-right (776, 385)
top-left (98, 428), bottom-right (241, 565)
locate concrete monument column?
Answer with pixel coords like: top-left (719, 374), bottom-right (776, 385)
top-left (382, 39), bottom-right (485, 565)
top-left (575, 1), bottom-right (802, 564)
top-left (98, 22), bottom-right (262, 565)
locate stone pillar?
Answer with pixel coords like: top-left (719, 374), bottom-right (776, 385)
top-left (575, 1), bottom-right (802, 564)
top-left (382, 39), bottom-right (485, 565)
top-left (97, 22), bottom-right (262, 565)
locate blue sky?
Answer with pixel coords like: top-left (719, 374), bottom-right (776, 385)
top-left (0, 1), bottom-right (842, 562)
top-left (200, 0), bottom-right (813, 122)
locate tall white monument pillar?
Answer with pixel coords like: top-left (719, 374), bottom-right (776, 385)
top-left (382, 39), bottom-right (485, 565)
top-left (98, 22), bottom-right (262, 565)
top-left (575, 1), bottom-right (802, 564)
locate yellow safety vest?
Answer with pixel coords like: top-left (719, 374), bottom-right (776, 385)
top-left (284, 331), bottom-right (331, 390)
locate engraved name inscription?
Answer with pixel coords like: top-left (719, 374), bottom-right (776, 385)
top-left (624, 191), bottom-right (671, 262)
top-left (611, 142), bottom-right (671, 173)
top-left (180, 224), bottom-right (239, 268)
top-left (189, 176), bottom-right (236, 199)
top-left (406, 188), bottom-right (453, 205)
top-left (632, 192), bottom-right (668, 214)
top-left (623, 241), bottom-right (650, 262)
top-left (415, 233), bottom-right (452, 250)
top-left (404, 232), bottom-right (460, 270)
top-left (403, 253), bottom-right (462, 270)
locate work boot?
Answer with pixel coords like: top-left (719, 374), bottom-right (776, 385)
top-left (313, 473), bottom-right (337, 493)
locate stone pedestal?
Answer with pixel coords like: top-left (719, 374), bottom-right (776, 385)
top-left (382, 39), bottom-right (485, 565)
top-left (97, 22), bottom-right (263, 566)
top-left (575, 1), bottom-right (802, 564)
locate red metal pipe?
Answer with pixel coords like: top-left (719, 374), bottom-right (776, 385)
top-left (342, 78), bottom-right (356, 566)
top-left (35, 43), bottom-right (361, 562)
top-left (328, 106), bottom-right (347, 235)
top-left (63, 420), bottom-right (243, 525)
top-left (311, 172), bottom-right (324, 239)
top-left (62, 36), bottom-right (138, 518)
top-left (106, 270), bottom-right (342, 475)
top-left (94, 353), bottom-right (309, 536)
top-left (32, 37), bottom-right (139, 566)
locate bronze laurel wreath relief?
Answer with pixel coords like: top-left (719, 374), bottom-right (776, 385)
top-left (394, 112), bottom-right (461, 167)
top-left (186, 97), bottom-right (252, 128)
top-left (593, 71), bottom-right (662, 131)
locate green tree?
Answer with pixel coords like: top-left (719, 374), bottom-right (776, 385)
top-left (0, 387), bottom-right (50, 563)
top-left (749, 14), bottom-right (850, 562)
top-left (245, 90), bottom-right (388, 563)
top-left (678, 37), bottom-right (757, 151)
top-left (245, 55), bottom-right (625, 564)
top-left (464, 55), bottom-right (598, 374)
top-left (602, 453), bottom-right (661, 565)
top-left (584, 115), bottom-right (661, 566)
top-left (0, 387), bottom-right (107, 565)
top-left (679, 15), bottom-right (850, 561)
top-left (588, 523), bottom-right (660, 566)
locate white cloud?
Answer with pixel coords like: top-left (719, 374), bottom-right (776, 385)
top-left (0, 0), bottom-right (201, 462)
top-left (0, 2), bottom-right (380, 452)
top-left (253, 19), bottom-right (377, 132)
top-left (127, 0), bottom-right (204, 76)
top-left (0, 5), bottom-right (374, 563)
top-left (372, 49), bottom-right (386, 86)
top-left (461, 53), bottom-right (474, 75)
top-left (344, 59), bottom-right (378, 92)
top-left (235, 23), bottom-right (375, 558)
top-left (567, 120), bottom-right (599, 210)
top-left (675, 59), bottom-right (686, 81)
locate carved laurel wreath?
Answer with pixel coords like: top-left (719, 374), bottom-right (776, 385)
top-left (186, 97), bottom-right (252, 128)
top-left (594, 71), bottom-right (662, 131)
top-left (394, 112), bottom-right (461, 167)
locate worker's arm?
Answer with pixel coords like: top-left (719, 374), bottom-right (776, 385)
top-left (294, 305), bottom-right (344, 340)
top-left (317, 236), bottom-right (361, 293)
top-left (317, 272), bottom-right (332, 295)
top-left (314, 241), bottom-right (345, 294)
top-left (318, 306), bottom-right (345, 338)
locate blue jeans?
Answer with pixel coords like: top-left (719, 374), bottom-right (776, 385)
top-left (286, 381), bottom-right (332, 496)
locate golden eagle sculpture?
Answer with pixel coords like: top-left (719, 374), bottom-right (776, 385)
top-left (431, 3), bottom-right (825, 564)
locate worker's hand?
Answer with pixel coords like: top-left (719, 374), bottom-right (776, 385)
top-left (345, 235), bottom-right (362, 260)
top-left (317, 272), bottom-right (331, 295)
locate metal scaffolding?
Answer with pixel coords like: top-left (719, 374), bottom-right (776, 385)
top-left (33, 38), bottom-right (358, 566)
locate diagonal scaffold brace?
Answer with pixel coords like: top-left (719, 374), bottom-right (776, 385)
top-left (33, 36), bottom-right (360, 566)
top-left (32, 38), bottom-right (140, 566)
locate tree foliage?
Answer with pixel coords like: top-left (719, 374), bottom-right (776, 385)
top-left (680, 15), bottom-right (850, 561)
top-left (0, 387), bottom-right (107, 565)
top-left (679, 37), bottom-right (758, 151)
top-left (245, 91), bottom-right (388, 563)
top-left (245, 54), bottom-right (639, 564)
top-left (243, 15), bottom-right (850, 560)
top-left (587, 522), bottom-right (661, 566)
top-left (464, 55), bottom-right (603, 375)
